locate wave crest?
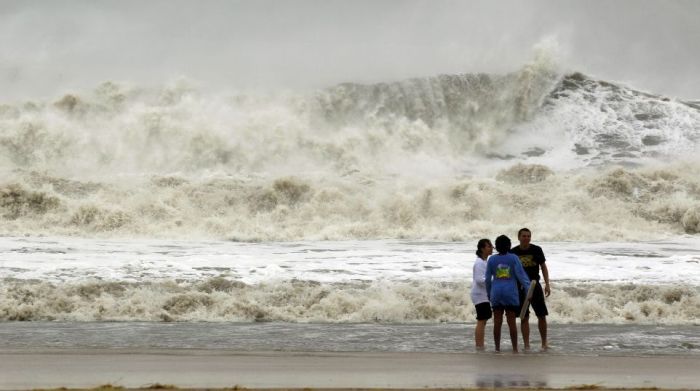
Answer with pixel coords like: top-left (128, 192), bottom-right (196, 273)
top-left (1, 67), bottom-right (699, 240)
top-left (2, 67), bottom-right (697, 179)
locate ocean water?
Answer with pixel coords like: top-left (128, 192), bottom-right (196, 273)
top-left (1, 61), bottom-right (699, 355)
top-left (1, 236), bottom-right (698, 324)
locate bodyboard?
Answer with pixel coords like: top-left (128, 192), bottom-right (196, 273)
top-left (519, 280), bottom-right (537, 320)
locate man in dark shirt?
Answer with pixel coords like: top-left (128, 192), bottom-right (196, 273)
top-left (511, 227), bottom-right (551, 350)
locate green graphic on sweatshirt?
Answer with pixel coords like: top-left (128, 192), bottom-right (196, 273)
top-left (496, 264), bottom-right (511, 279)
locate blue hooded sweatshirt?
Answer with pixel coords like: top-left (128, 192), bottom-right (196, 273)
top-left (485, 252), bottom-right (531, 308)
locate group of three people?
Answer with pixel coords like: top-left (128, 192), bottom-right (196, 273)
top-left (471, 228), bottom-right (551, 352)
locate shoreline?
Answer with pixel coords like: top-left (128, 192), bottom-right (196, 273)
top-left (1, 349), bottom-right (698, 390)
top-left (17, 388), bottom-right (698, 391)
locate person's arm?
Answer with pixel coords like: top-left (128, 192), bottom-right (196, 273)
top-left (475, 262), bottom-right (487, 287)
top-left (484, 262), bottom-right (492, 300)
top-left (541, 262), bottom-right (551, 297)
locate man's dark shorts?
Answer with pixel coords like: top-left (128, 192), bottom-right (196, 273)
top-left (475, 302), bottom-right (492, 320)
top-left (519, 282), bottom-right (549, 317)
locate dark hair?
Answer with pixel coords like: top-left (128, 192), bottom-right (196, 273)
top-left (495, 235), bottom-right (511, 254)
top-left (518, 227), bottom-right (531, 237)
top-left (475, 238), bottom-right (491, 259)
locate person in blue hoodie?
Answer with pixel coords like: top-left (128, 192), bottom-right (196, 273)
top-left (485, 235), bottom-right (530, 352)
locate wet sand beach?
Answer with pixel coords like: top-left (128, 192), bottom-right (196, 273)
top-left (1, 349), bottom-right (697, 390)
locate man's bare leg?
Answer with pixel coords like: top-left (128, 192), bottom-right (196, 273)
top-left (538, 316), bottom-right (548, 350)
top-left (506, 310), bottom-right (519, 353)
top-left (493, 309), bottom-right (503, 352)
top-left (521, 314), bottom-right (530, 349)
top-left (475, 319), bottom-right (487, 350)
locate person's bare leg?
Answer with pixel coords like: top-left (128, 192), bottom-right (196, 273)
top-left (538, 316), bottom-right (548, 350)
top-left (506, 310), bottom-right (518, 353)
top-left (493, 309), bottom-right (503, 352)
top-left (475, 319), bottom-right (487, 350)
top-left (521, 314), bottom-right (530, 349)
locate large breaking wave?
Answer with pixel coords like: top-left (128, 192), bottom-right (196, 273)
top-left (1, 60), bottom-right (699, 241)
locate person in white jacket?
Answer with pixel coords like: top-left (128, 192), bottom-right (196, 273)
top-left (471, 238), bottom-right (493, 350)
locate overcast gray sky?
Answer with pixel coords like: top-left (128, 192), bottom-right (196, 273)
top-left (1, 0), bottom-right (698, 100)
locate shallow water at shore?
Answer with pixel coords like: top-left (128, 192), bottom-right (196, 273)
top-left (1, 322), bottom-right (698, 357)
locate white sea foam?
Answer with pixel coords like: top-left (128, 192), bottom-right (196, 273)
top-left (1, 64), bottom-right (699, 242)
top-left (2, 277), bottom-right (697, 324)
top-left (1, 237), bottom-right (698, 324)
top-left (1, 67), bottom-right (699, 324)
top-left (2, 163), bottom-right (700, 241)
top-left (2, 237), bottom-right (700, 284)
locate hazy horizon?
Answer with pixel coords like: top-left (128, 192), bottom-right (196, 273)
top-left (1, 0), bottom-right (699, 101)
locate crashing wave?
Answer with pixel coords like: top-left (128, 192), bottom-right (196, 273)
top-left (1, 65), bottom-right (699, 241)
top-left (1, 65), bottom-right (697, 177)
top-left (535, 72), bottom-right (700, 164)
top-left (1, 162), bottom-right (700, 241)
top-left (1, 277), bottom-right (697, 324)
